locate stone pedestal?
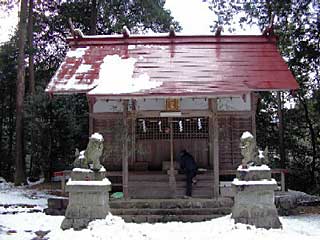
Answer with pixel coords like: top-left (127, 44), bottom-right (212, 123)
top-left (231, 165), bottom-right (282, 229)
top-left (61, 168), bottom-right (111, 230)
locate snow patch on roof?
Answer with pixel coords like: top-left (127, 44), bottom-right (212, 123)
top-left (76, 64), bottom-right (92, 74)
top-left (46, 62), bottom-right (98, 92)
top-left (128, 45), bottom-right (136, 50)
top-left (66, 47), bottom-right (89, 58)
top-left (89, 54), bottom-right (162, 95)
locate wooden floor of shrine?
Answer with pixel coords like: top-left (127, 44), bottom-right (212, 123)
top-left (107, 170), bottom-right (228, 199)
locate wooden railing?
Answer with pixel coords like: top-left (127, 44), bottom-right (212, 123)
top-left (53, 168), bottom-right (288, 194)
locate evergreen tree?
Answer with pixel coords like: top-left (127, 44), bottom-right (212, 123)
top-left (0, 0), bottom-right (180, 182)
top-left (205, 0), bottom-right (320, 192)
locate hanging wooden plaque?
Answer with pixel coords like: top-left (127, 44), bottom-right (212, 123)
top-left (166, 99), bottom-right (180, 112)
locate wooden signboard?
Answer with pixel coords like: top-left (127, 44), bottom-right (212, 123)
top-left (165, 99), bottom-right (180, 112)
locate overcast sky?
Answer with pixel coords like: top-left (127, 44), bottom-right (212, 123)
top-left (0, 0), bottom-right (261, 44)
top-left (165, 0), bottom-right (260, 35)
top-left (164, 0), bottom-right (213, 34)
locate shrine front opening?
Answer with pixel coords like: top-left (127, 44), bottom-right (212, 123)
top-left (135, 117), bottom-right (210, 171)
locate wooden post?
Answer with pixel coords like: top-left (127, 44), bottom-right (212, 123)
top-left (208, 104), bottom-right (214, 196)
top-left (209, 98), bottom-right (219, 198)
top-left (277, 91), bottom-right (286, 169)
top-left (131, 100), bottom-right (136, 166)
top-left (88, 97), bottom-right (94, 135)
top-left (122, 100), bottom-right (129, 199)
top-left (251, 93), bottom-right (258, 138)
top-left (169, 119), bottom-right (176, 197)
top-left (61, 175), bottom-right (66, 194)
top-left (281, 171), bottom-right (285, 192)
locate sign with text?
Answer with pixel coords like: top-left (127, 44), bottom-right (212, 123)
top-left (165, 99), bottom-right (180, 111)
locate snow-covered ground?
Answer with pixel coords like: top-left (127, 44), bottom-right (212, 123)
top-left (1, 179), bottom-right (320, 240)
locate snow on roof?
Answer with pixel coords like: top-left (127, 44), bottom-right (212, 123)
top-left (45, 46), bottom-right (99, 93)
top-left (66, 47), bottom-right (89, 58)
top-left (88, 55), bottom-right (162, 95)
top-left (46, 34), bottom-right (299, 97)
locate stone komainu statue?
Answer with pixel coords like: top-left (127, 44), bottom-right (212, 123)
top-left (73, 133), bottom-right (104, 171)
top-left (240, 131), bottom-right (269, 168)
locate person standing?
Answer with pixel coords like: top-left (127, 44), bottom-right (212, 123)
top-left (179, 150), bottom-right (198, 197)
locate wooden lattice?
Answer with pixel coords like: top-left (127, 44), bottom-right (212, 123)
top-left (136, 117), bottom-right (208, 140)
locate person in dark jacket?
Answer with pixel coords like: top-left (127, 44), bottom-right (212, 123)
top-left (179, 150), bottom-right (198, 197)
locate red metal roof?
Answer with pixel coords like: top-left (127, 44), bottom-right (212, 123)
top-left (46, 34), bottom-right (299, 98)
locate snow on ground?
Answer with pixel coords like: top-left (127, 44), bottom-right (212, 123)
top-left (1, 179), bottom-right (320, 240)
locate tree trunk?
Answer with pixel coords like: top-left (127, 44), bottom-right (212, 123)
top-left (15, 0), bottom-right (28, 185)
top-left (89, 0), bottom-right (98, 35)
top-left (8, 90), bottom-right (14, 181)
top-left (0, 103), bottom-right (3, 175)
top-left (28, 0), bottom-right (35, 177)
top-left (28, 0), bottom-right (35, 95)
top-left (298, 94), bottom-right (318, 185)
top-left (277, 91), bottom-right (286, 169)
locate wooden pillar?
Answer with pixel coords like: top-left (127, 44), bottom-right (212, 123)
top-left (251, 93), bottom-right (258, 138)
top-left (209, 98), bottom-right (219, 198)
top-left (169, 119), bottom-right (176, 197)
top-left (131, 100), bottom-right (136, 166)
top-left (122, 100), bottom-right (129, 199)
top-left (281, 171), bottom-right (286, 192)
top-left (277, 91), bottom-right (285, 169)
top-left (88, 97), bottom-right (95, 135)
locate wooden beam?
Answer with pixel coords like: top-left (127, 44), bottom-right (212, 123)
top-left (281, 171), bottom-right (286, 192)
top-left (122, 26), bottom-right (130, 38)
top-left (88, 98), bottom-right (94, 135)
top-left (209, 98), bottom-right (220, 198)
top-left (91, 109), bottom-right (256, 120)
top-left (131, 100), bottom-right (136, 166)
top-left (277, 91), bottom-right (286, 169)
top-left (169, 25), bottom-right (176, 37)
top-left (251, 93), bottom-right (258, 138)
top-left (168, 119), bottom-right (176, 197)
top-left (208, 104), bottom-right (214, 197)
top-left (136, 110), bottom-right (211, 118)
top-left (215, 26), bottom-right (222, 36)
top-left (122, 100), bottom-right (129, 199)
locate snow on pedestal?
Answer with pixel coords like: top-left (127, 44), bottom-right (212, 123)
top-left (231, 164), bottom-right (282, 229)
top-left (61, 168), bottom-right (111, 231)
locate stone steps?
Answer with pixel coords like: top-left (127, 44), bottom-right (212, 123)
top-left (109, 198), bottom-right (233, 223)
top-left (111, 207), bottom-right (231, 216)
top-left (117, 214), bottom-right (224, 223)
top-left (109, 198), bottom-right (233, 209)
